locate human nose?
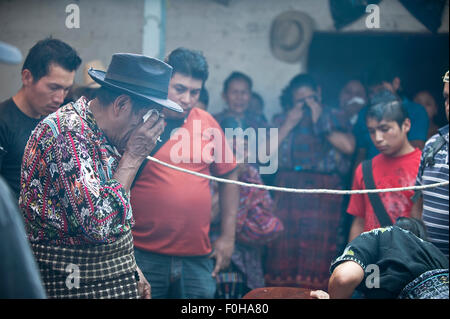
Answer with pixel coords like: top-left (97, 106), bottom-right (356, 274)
top-left (374, 130), bottom-right (384, 143)
top-left (180, 91), bottom-right (194, 106)
top-left (52, 89), bottom-right (65, 105)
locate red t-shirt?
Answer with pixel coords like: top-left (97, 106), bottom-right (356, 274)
top-left (131, 108), bottom-right (236, 256)
top-left (347, 148), bottom-right (422, 232)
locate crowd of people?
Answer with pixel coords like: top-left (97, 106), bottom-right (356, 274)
top-left (0, 37), bottom-right (448, 299)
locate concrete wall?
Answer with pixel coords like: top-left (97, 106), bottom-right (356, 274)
top-left (1, 0), bottom-right (448, 123)
top-left (0, 0), bottom-right (145, 101)
top-left (165, 0), bottom-right (449, 122)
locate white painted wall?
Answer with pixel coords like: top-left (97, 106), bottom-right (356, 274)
top-left (0, 0), bottom-right (447, 124)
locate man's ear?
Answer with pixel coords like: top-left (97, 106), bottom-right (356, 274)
top-left (21, 69), bottom-right (34, 87)
top-left (402, 118), bottom-right (411, 134)
top-left (112, 94), bottom-right (132, 117)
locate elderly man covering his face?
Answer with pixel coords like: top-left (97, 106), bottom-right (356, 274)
top-left (19, 53), bottom-right (182, 299)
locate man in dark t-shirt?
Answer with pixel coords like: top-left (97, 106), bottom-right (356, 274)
top-left (0, 38), bottom-right (81, 197)
top-left (0, 99), bottom-right (40, 196)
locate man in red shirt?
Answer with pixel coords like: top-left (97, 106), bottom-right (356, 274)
top-left (130, 48), bottom-right (239, 298)
top-left (347, 91), bottom-right (422, 241)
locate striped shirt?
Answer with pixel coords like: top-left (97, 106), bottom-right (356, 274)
top-left (416, 124), bottom-right (449, 257)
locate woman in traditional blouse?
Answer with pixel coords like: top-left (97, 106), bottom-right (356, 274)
top-left (265, 73), bottom-right (355, 290)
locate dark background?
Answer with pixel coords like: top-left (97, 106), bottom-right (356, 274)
top-left (308, 32), bottom-right (449, 127)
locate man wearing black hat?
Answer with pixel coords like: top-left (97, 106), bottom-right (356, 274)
top-left (19, 53), bottom-right (182, 299)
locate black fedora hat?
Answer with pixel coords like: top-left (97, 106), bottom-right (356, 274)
top-left (88, 53), bottom-right (182, 113)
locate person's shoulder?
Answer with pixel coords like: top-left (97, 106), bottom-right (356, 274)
top-left (0, 98), bottom-right (12, 107)
top-left (361, 226), bottom-right (395, 237)
top-left (0, 99), bottom-right (24, 131)
top-left (212, 109), bottom-right (226, 121)
top-left (39, 102), bottom-right (80, 136)
top-left (438, 124), bottom-right (449, 140)
top-left (190, 107), bottom-right (223, 128)
top-left (191, 107), bottom-right (212, 118)
top-left (403, 99), bottom-right (427, 115)
top-left (0, 98), bottom-right (15, 116)
top-left (423, 129), bottom-right (446, 153)
top-left (403, 98), bottom-right (424, 108)
top-left (351, 162), bottom-right (364, 185)
top-left (370, 152), bottom-right (385, 165)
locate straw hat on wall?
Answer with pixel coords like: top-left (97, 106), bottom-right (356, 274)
top-left (270, 10), bottom-right (314, 64)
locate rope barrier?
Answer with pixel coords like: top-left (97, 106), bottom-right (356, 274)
top-left (146, 155), bottom-right (449, 195)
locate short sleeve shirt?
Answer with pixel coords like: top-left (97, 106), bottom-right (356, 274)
top-left (0, 98), bottom-right (41, 197)
top-left (415, 125), bottom-right (449, 257)
top-left (131, 108), bottom-right (236, 256)
top-left (347, 148), bottom-right (422, 231)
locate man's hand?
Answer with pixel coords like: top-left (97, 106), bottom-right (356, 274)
top-left (136, 266), bottom-right (151, 299)
top-left (310, 290), bottom-right (330, 299)
top-left (125, 111), bottom-right (165, 160)
top-left (210, 236), bottom-right (235, 277)
top-left (114, 111), bottom-right (165, 192)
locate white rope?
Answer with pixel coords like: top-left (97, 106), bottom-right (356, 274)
top-left (146, 156), bottom-right (449, 195)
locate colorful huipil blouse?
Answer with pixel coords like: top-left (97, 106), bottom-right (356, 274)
top-left (19, 97), bottom-right (133, 245)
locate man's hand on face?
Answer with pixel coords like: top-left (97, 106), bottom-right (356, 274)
top-left (125, 110), bottom-right (165, 160)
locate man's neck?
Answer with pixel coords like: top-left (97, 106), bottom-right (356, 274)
top-left (391, 141), bottom-right (416, 158)
top-left (12, 88), bottom-right (41, 119)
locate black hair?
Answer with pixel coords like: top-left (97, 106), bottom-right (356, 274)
top-left (165, 47), bottom-right (208, 83)
top-left (223, 71), bottom-right (253, 94)
top-left (395, 217), bottom-right (428, 241)
top-left (366, 90), bottom-right (409, 127)
top-left (198, 87), bottom-right (209, 107)
top-left (280, 73), bottom-right (318, 111)
top-left (22, 37), bottom-right (82, 82)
